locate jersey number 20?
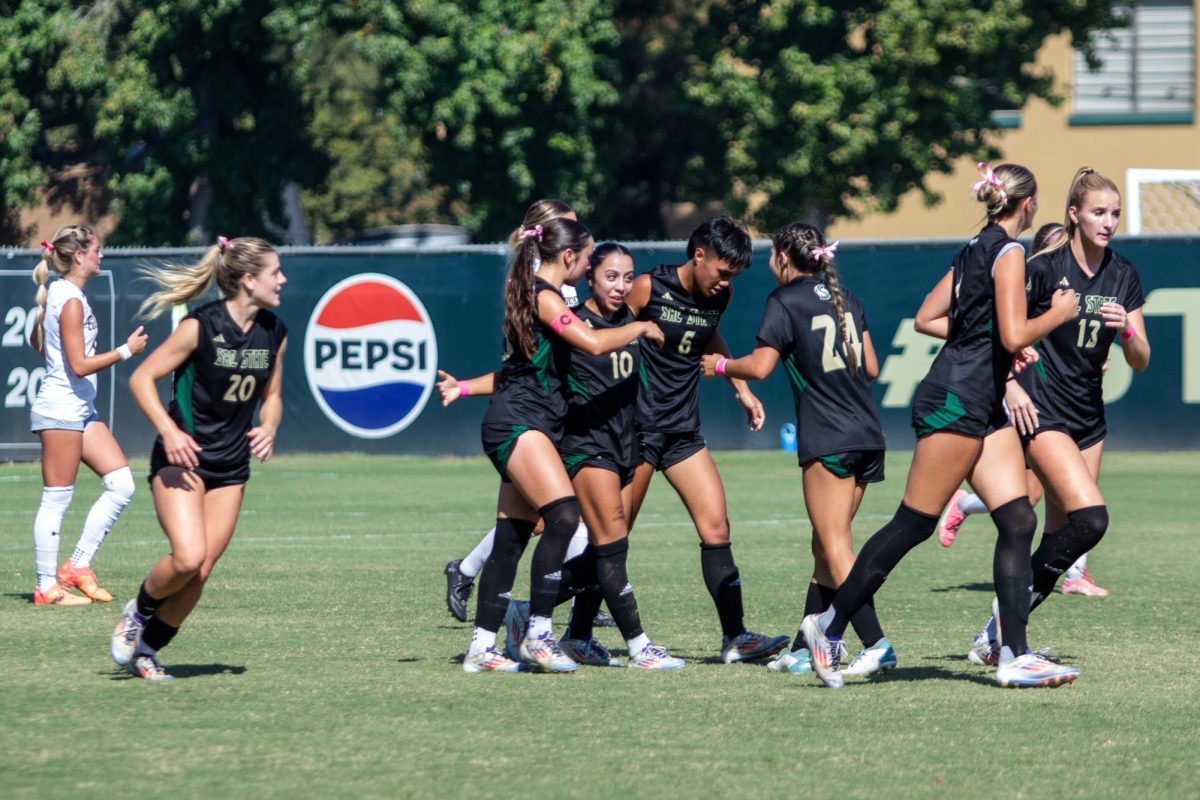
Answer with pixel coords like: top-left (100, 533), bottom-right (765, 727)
top-left (224, 374), bottom-right (257, 403)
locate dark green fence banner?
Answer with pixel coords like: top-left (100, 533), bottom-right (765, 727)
top-left (2, 236), bottom-right (1197, 460)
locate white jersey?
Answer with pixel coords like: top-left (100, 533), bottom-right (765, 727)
top-left (31, 280), bottom-right (98, 421)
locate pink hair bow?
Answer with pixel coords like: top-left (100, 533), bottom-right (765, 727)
top-left (812, 240), bottom-right (839, 263)
top-left (519, 224), bottom-right (543, 242)
top-left (217, 235), bottom-right (233, 251)
top-left (40, 240), bottom-right (54, 252)
top-left (971, 162), bottom-right (1007, 205)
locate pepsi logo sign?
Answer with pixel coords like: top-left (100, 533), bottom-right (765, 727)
top-left (305, 274), bottom-right (438, 438)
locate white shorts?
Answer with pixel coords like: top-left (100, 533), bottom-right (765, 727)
top-left (30, 409), bottom-right (100, 433)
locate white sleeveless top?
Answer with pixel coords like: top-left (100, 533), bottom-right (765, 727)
top-left (31, 280), bottom-right (98, 420)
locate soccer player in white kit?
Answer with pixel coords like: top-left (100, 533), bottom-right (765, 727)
top-left (28, 225), bottom-right (148, 605)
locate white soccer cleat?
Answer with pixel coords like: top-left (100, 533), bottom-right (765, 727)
top-left (843, 638), bottom-right (898, 677)
top-left (110, 598), bottom-right (145, 667)
top-left (519, 631), bottom-right (578, 673)
top-left (800, 614), bottom-right (844, 689)
top-left (767, 648), bottom-right (814, 675)
top-left (462, 647), bottom-right (523, 673)
top-left (995, 652), bottom-right (1079, 688)
top-left (627, 643), bottom-right (686, 671)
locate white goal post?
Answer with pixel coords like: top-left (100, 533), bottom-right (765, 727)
top-left (1125, 168), bottom-right (1200, 235)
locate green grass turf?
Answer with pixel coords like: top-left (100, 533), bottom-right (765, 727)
top-left (1, 450), bottom-right (1198, 798)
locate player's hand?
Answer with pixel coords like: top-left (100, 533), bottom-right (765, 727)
top-left (1011, 346), bottom-right (1039, 374)
top-left (247, 425), bottom-right (275, 462)
top-left (436, 370), bottom-right (461, 406)
top-left (162, 425), bottom-right (202, 469)
top-left (737, 390), bottom-right (765, 432)
top-left (125, 326), bottom-right (149, 356)
top-left (1005, 380), bottom-right (1038, 437)
top-left (699, 354), bottom-right (721, 378)
top-left (1100, 301), bottom-right (1129, 330)
top-left (1051, 288), bottom-right (1078, 323)
top-left (639, 322), bottom-right (665, 348)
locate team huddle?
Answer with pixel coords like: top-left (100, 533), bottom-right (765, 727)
top-left (27, 163), bottom-right (1148, 688)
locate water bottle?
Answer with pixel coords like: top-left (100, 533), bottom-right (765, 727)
top-left (779, 423), bottom-right (797, 453)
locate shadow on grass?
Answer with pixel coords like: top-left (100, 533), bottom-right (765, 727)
top-left (929, 582), bottom-right (994, 593)
top-left (5, 592), bottom-right (35, 604)
top-left (105, 663), bottom-right (246, 681)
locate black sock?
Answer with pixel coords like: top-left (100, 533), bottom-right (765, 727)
top-left (593, 538), bottom-right (644, 641)
top-left (992, 497), bottom-right (1038, 655)
top-left (794, 581), bottom-right (835, 651)
top-left (1030, 506), bottom-right (1108, 612)
top-left (828, 504), bottom-right (937, 637)
top-left (700, 542), bottom-right (744, 641)
top-left (850, 598), bottom-right (886, 649)
top-left (140, 616), bottom-right (179, 653)
top-left (473, 517), bottom-right (534, 632)
top-left (136, 582), bottom-right (163, 619)
top-left (529, 497), bottom-right (580, 618)
top-left (565, 589), bottom-right (603, 641)
top-left (557, 548), bottom-right (597, 605)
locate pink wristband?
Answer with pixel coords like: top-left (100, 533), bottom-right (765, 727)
top-left (715, 357), bottom-right (728, 377)
top-left (459, 382), bottom-right (471, 397)
top-left (1121, 324), bottom-right (1135, 341)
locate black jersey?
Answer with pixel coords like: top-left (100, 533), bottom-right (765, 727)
top-left (1019, 245), bottom-right (1145, 430)
top-left (561, 304), bottom-right (641, 469)
top-left (483, 278), bottom-right (574, 437)
top-left (162, 300), bottom-right (287, 471)
top-left (755, 276), bottom-right (885, 463)
top-left (635, 264), bottom-right (730, 433)
top-left (922, 223), bottom-right (1023, 411)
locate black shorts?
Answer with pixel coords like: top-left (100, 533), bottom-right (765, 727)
top-left (805, 449), bottom-right (885, 484)
top-left (638, 429), bottom-right (707, 472)
top-left (1022, 414), bottom-right (1107, 452)
top-left (481, 422), bottom-right (561, 482)
top-left (563, 453), bottom-right (637, 487)
top-left (149, 440), bottom-right (249, 490)
top-left (911, 383), bottom-right (1008, 439)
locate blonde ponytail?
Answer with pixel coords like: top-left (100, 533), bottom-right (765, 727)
top-left (31, 225), bottom-right (96, 344)
top-left (139, 236), bottom-right (278, 320)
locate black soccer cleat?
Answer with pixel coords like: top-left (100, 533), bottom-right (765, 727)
top-left (444, 559), bottom-right (474, 623)
top-left (592, 609), bottom-right (618, 628)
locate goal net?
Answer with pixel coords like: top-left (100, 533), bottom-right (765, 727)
top-left (1125, 168), bottom-right (1200, 235)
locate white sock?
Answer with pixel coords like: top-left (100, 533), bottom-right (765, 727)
top-left (565, 522), bottom-right (589, 561)
top-left (71, 467), bottom-right (134, 568)
top-left (460, 528), bottom-right (496, 578)
top-left (959, 493), bottom-right (988, 515)
top-left (527, 615), bottom-right (553, 639)
top-left (1065, 553), bottom-right (1088, 581)
top-left (469, 627), bottom-right (497, 656)
top-left (34, 486), bottom-right (74, 591)
top-left (627, 633), bottom-right (650, 656)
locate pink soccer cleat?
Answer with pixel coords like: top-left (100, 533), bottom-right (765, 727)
top-left (938, 489), bottom-right (969, 547)
top-left (1062, 570), bottom-right (1109, 597)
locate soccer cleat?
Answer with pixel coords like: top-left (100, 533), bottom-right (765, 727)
top-left (559, 637), bottom-right (623, 667)
top-left (768, 648), bottom-right (814, 675)
top-left (502, 599), bottom-right (531, 662)
top-left (720, 630), bottom-right (790, 664)
top-left (33, 583), bottom-right (92, 606)
top-left (995, 652), bottom-right (1079, 688)
top-left (843, 637), bottom-right (898, 677)
top-left (1062, 572), bottom-right (1109, 597)
top-left (58, 561), bottom-right (113, 603)
top-left (967, 633), bottom-right (1000, 667)
top-left (443, 559), bottom-right (474, 622)
top-left (592, 609), bottom-right (618, 628)
top-left (462, 647), bottom-right (523, 673)
top-left (110, 598), bottom-right (146, 667)
top-left (519, 631), bottom-right (578, 673)
top-left (800, 614), bottom-right (844, 689)
top-left (127, 653), bottom-right (175, 681)
top-left (938, 488), bottom-right (969, 547)
top-left (627, 643), bottom-right (686, 670)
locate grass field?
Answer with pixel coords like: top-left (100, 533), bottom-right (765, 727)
top-left (2, 450), bottom-right (1198, 799)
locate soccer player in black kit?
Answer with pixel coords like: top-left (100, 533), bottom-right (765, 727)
top-left (963, 167), bottom-right (1150, 663)
top-left (801, 163), bottom-right (1081, 689)
top-left (623, 216), bottom-right (789, 664)
top-left (461, 218), bottom-right (663, 673)
top-left (111, 236), bottom-right (288, 680)
top-left (701, 222), bottom-right (896, 678)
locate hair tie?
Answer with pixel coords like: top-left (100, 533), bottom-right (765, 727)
top-left (217, 235), bottom-right (233, 252)
top-left (40, 240), bottom-right (54, 252)
top-left (971, 162), bottom-right (1008, 206)
top-left (811, 241), bottom-right (839, 263)
top-left (519, 224), bottom-right (543, 242)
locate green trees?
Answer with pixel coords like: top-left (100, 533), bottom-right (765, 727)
top-left (1, 1), bottom-right (1125, 244)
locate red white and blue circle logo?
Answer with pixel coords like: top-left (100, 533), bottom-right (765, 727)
top-left (305, 274), bottom-right (438, 439)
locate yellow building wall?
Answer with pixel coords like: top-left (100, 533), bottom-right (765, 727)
top-left (827, 29), bottom-right (1200, 242)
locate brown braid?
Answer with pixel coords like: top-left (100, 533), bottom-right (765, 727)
top-left (502, 217), bottom-right (592, 358)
